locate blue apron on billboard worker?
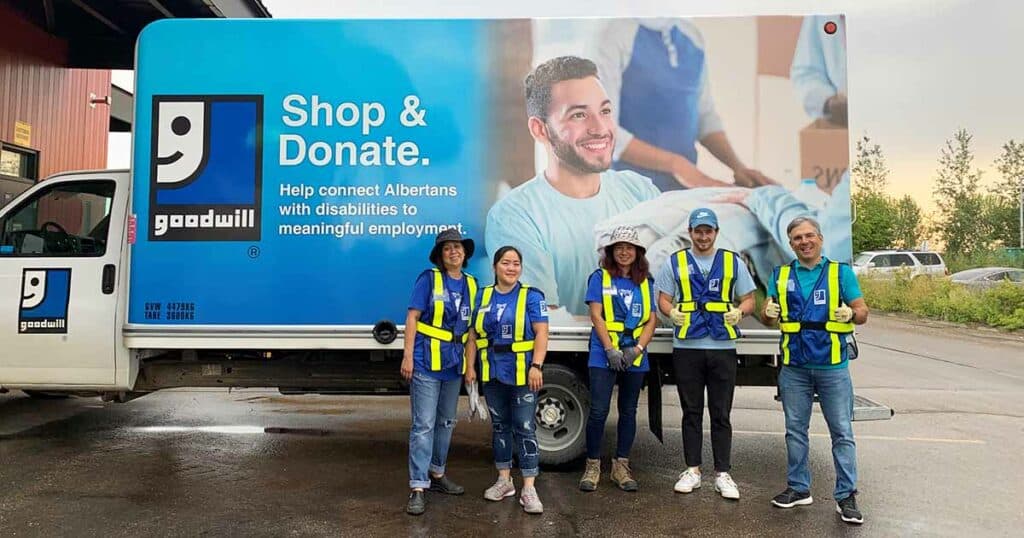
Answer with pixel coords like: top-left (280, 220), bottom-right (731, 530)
top-left (468, 245), bottom-right (549, 515)
top-left (591, 18), bottom-right (774, 191)
top-left (763, 216), bottom-right (869, 526)
top-left (579, 225), bottom-right (658, 492)
top-left (401, 228), bottom-right (478, 516)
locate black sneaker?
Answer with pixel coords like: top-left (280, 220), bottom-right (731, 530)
top-left (836, 493), bottom-right (864, 524)
top-left (406, 490), bottom-right (425, 516)
top-left (770, 487), bottom-right (813, 508)
top-left (429, 474), bottom-right (465, 495)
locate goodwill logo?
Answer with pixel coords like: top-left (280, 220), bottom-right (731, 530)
top-left (18, 268), bottom-right (71, 334)
top-left (149, 95), bottom-right (263, 241)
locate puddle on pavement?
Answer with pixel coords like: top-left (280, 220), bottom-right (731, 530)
top-left (130, 425), bottom-right (333, 436)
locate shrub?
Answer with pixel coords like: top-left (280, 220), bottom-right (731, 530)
top-left (860, 275), bottom-right (1024, 331)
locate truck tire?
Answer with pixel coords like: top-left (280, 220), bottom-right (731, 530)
top-left (536, 364), bottom-right (589, 466)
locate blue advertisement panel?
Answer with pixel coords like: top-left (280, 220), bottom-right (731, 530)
top-left (129, 17), bottom-right (853, 326)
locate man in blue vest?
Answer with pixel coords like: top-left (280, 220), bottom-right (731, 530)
top-left (763, 216), bottom-right (869, 525)
top-left (655, 207), bottom-right (755, 500)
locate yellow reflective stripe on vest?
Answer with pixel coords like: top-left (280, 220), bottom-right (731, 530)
top-left (463, 275), bottom-right (477, 375)
top-left (417, 321), bottom-right (454, 342)
top-left (429, 269), bottom-right (445, 370)
top-left (675, 251), bottom-right (693, 338)
top-left (515, 286), bottom-right (530, 386)
top-left (827, 262), bottom-right (842, 364)
top-left (702, 301), bottom-right (730, 313)
top-left (601, 270), bottom-right (622, 348)
top-left (634, 279), bottom-right (651, 366)
top-left (721, 251), bottom-right (737, 339)
top-left (826, 321), bottom-right (855, 333)
top-left (476, 286), bottom-right (494, 382)
top-left (779, 321), bottom-right (802, 333)
top-left (777, 265), bottom-right (792, 365)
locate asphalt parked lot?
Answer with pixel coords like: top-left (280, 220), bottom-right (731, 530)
top-left (2, 316), bottom-right (1022, 537)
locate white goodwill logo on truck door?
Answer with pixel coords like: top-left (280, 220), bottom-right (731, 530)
top-left (18, 268), bottom-right (72, 334)
top-left (149, 95), bottom-right (263, 241)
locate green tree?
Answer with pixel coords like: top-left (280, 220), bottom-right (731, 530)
top-left (932, 128), bottom-right (989, 257)
top-left (851, 135), bottom-right (889, 196)
top-left (891, 195), bottom-right (922, 249)
top-left (991, 140), bottom-right (1024, 247)
top-left (851, 135), bottom-right (896, 252)
top-left (852, 191), bottom-right (895, 253)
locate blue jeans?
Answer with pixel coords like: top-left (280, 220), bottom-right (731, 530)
top-left (482, 381), bottom-right (539, 477)
top-left (778, 365), bottom-right (858, 500)
top-left (586, 367), bottom-right (646, 459)
top-left (408, 371), bottom-right (462, 489)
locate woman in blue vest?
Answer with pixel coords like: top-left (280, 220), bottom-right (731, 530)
top-left (466, 245), bottom-right (549, 514)
top-left (578, 226), bottom-right (657, 492)
top-left (401, 228), bottom-right (479, 516)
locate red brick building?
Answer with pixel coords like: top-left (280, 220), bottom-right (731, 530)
top-left (0, 0), bottom-right (270, 206)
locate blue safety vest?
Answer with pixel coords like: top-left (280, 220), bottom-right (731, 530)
top-left (415, 268), bottom-right (477, 374)
top-left (615, 24), bottom-right (705, 191)
top-left (474, 283), bottom-right (540, 386)
top-left (775, 261), bottom-right (855, 367)
top-left (670, 249), bottom-right (740, 340)
top-left (595, 269), bottom-right (651, 368)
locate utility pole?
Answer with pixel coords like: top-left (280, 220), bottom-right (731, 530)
top-left (1019, 174), bottom-right (1023, 248)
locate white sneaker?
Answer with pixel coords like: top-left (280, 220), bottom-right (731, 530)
top-left (714, 472), bottom-right (740, 500)
top-left (673, 468), bottom-right (701, 493)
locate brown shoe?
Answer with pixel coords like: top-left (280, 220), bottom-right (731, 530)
top-left (611, 458), bottom-right (638, 492)
top-left (579, 458), bottom-right (600, 491)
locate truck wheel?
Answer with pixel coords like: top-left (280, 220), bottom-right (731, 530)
top-left (535, 364), bottom-right (589, 466)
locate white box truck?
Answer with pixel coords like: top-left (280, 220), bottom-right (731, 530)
top-left (0, 16), bottom-right (890, 464)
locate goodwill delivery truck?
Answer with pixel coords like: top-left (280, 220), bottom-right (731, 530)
top-left (0, 16), bottom-right (890, 464)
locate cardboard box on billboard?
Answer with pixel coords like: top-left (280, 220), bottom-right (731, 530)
top-left (800, 119), bottom-right (849, 192)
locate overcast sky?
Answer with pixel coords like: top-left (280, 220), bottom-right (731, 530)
top-left (111, 0), bottom-right (1024, 212)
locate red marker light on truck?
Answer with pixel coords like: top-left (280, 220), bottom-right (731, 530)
top-left (824, 21), bottom-right (837, 34)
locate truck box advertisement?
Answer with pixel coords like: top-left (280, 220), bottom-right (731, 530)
top-left (129, 16), bottom-right (851, 327)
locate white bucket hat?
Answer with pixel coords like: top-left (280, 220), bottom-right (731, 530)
top-left (599, 225), bottom-right (646, 251)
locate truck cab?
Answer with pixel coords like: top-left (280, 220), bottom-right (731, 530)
top-left (0, 170), bottom-right (133, 390)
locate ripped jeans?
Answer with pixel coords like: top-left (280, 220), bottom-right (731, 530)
top-left (482, 381), bottom-right (540, 477)
top-left (408, 371), bottom-right (462, 489)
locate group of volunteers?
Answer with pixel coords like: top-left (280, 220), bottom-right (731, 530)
top-left (398, 54), bottom-right (870, 526)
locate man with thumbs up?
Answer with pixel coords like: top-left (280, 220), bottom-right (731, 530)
top-left (655, 208), bottom-right (755, 500)
top-left (762, 216), bottom-right (868, 525)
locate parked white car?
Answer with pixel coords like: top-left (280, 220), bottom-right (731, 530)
top-left (852, 250), bottom-right (948, 279)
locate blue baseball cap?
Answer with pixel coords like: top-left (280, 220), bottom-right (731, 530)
top-left (689, 207), bottom-right (719, 230)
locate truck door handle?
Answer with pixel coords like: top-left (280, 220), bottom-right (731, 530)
top-left (102, 264), bottom-right (116, 294)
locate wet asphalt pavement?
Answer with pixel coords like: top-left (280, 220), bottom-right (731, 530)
top-left (2, 316), bottom-right (1022, 537)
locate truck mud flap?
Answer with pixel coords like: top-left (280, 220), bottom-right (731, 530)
top-left (853, 394), bottom-right (894, 421)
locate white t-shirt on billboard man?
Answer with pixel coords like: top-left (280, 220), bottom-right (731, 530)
top-left (484, 56), bottom-right (659, 320)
